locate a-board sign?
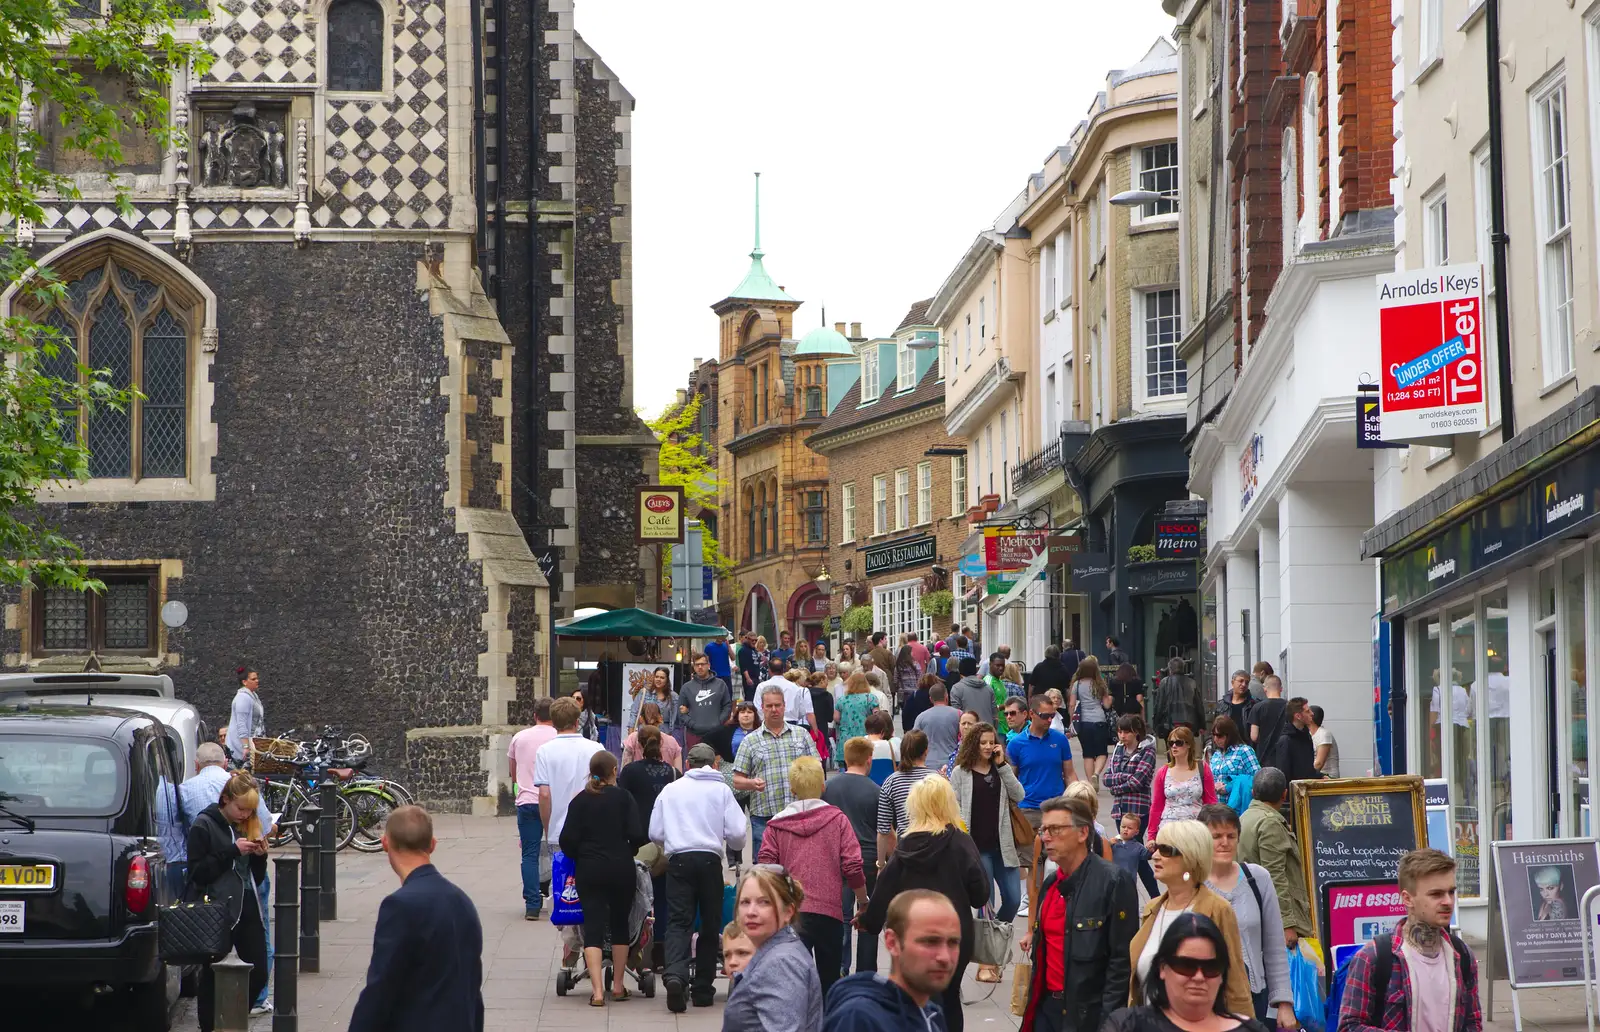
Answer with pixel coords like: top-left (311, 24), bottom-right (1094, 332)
top-left (1492, 837), bottom-right (1600, 988)
top-left (1293, 775), bottom-right (1425, 946)
top-left (1323, 880), bottom-right (1407, 952)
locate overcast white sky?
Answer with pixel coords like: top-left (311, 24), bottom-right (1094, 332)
top-left (573, 1), bottom-right (1177, 418)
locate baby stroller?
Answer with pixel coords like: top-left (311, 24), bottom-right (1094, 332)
top-left (554, 859), bottom-right (658, 999)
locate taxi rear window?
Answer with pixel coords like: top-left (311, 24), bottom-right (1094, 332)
top-left (0, 736), bottom-right (124, 814)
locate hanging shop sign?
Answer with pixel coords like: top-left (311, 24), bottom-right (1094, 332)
top-left (1377, 263), bottom-right (1489, 440)
top-left (1357, 384), bottom-right (1406, 449)
top-left (958, 552), bottom-right (987, 578)
top-left (1153, 519), bottom-right (1204, 559)
top-left (1492, 838), bottom-right (1600, 988)
top-left (862, 535), bottom-right (936, 577)
top-left (636, 485), bottom-right (685, 544)
top-left (984, 527), bottom-right (1048, 594)
top-left (1047, 533), bottom-right (1083, 565)
top-left (1127, 561), bottom-right (1198, 595)
top-left (1292, 776), bottom-right (1425, 946)
top-left (1239, 434), bottom-right (1263, 512)
top-left (1070, 552), bottom-right (1113, 593)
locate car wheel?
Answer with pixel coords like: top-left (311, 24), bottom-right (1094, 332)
top-left (128, 969), bottom-right (173, 1032)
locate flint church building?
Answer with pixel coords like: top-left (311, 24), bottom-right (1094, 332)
top-left (0, 0), bottom-right (651, 811)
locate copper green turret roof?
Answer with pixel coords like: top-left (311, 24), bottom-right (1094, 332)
top-left (725, 172), bottom-right (798, 304)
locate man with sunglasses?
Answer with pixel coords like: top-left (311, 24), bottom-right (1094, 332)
top-left (1018, 795), bottom-right (1137, 1032)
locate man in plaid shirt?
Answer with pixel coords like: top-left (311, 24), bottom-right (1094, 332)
top-left (1337, 848), bottom-right (1481, 1032)
top-left (733, 685), bottom-right (817, 860)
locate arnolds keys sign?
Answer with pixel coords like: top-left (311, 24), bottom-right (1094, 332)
top-left (1377, 264), bottom-right (1489, 440)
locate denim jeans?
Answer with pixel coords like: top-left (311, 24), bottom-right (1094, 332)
top-left (749, 815), bottom-right (769, 861)
top-left (254, 871), bottom-right (271, 1007)
top-left (839, 862), bottom-right (879, 975)
top-left (978, 848), bottom-right (1021, 922)
top-left (516, 803), bottom-right (543, 913)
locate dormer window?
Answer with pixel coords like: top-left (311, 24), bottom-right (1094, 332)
top-left (861, 346), bottom-right (880, 403)
top-left (897, 338), bottom-right (916, 390)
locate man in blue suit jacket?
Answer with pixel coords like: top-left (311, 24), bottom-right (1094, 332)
top-left (348, 806), bottom-right (484, 1032)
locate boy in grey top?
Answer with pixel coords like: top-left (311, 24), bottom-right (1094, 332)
top-left (912, 684), bottom-right (963, 763)
top-left (679, 654), bottom-right (733, 739)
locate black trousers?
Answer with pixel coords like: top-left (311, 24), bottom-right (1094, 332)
top-left (796, 912), bottom-right (844, 1001)
top-left (665, 851), bottom-right (724, 994)
top-left (198, 899), bottom-right (268, 1032)
top-left (575, 863), bottom-right (636, 950)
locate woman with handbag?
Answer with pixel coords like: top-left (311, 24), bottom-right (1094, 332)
top-left (185, 771), bottom-right (270, 1032)
top-left (1069, 656), bottom-right (1114, 787)
top-left (860, 775), bottom-right (990, 1032)
top-left (1207, 717), bottom-right (1261, 817)
top-left (947, 722), bottom-right (1025, 984)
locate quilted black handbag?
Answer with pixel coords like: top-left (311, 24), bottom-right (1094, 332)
top-left (158, 895), bottom-right (232, 965)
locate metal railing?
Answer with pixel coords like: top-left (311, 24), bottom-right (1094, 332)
top-left (1011, 432), bottom-right (1065, 494)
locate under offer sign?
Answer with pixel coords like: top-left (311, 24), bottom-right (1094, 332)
top-left (1377, 263), bottom-right (1489, 440)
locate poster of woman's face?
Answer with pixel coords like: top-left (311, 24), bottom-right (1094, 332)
top-left (622, 664), bottom-right (675, 727)
top-left (1529, 864), bottom-right (1578, 922)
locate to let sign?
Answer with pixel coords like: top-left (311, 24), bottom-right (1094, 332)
top-left (1153, 519), bottom-right (1202, 558)
top-left (636, 485), bottom-right (685, 544)
top-left (1378, 263), bottom-right (1489, 440)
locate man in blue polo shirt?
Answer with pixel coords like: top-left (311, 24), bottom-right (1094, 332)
top-left (702, 632), bottom-right (733, 683)
top-left (1008, 693), bottom-right (1078, 836)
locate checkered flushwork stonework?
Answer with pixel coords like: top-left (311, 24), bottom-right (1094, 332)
top-left (317, 0), bottom-right (450, 229)
top-left (196, 0), bottom-right (451, 230)
top-left (200, 0), bottom-right (317, 84)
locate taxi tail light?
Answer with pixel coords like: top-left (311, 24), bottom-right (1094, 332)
top-left (125, 855), bottom-right (151, 914)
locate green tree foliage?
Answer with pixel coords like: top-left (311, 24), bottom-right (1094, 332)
top-left (841, 605), bottom-right (873, 636)
top-left (647, 393), bottom-right (734, 596)
top-left (1, 0), bottom-right (208, 591)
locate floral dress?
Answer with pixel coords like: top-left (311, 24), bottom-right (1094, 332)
top-left (1209, 744), bottom-right (1260, 808)
top-left (1161, 769), bottom-right (1207, 823)
top-left (835, 692), bottom-right (880, 755)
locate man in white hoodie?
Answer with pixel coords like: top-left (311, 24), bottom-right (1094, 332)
top-left (650, 742), bottom-right (747, 1013)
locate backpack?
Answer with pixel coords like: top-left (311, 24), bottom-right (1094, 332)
top-left (1325, 930), bottom-right (1473, 1032)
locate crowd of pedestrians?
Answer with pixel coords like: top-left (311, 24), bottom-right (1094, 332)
top-left (500, 630), bottom-right (1435, 1032)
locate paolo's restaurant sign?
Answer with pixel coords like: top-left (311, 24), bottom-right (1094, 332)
top-left (635, 485), bottom-right (685, 544)
top-left (862, 535), bottom-right (936, 577)
top-left (1377, 264), bottom-right (1489, 440)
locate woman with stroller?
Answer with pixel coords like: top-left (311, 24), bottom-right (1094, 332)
top-left (187, 771), bottom-right (270, 1032)
top-left (558, 751), bottom-right (648, 1006)
top-left (722, 866), bottom-right (823, 1032)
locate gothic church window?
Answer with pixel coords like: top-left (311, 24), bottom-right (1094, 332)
top-left (327, 0), bottom-right (386, 92)
top-left (34, 257), bottom-right (193, 480)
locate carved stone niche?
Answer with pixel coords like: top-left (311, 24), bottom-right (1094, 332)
top-left (190, 97), bottom-right (295, 197)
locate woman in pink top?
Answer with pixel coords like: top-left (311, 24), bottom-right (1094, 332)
top-left (1146, 725), bottom-right (1217, 845)
top-left (755, 755), bottom-right (867, 999)
top-left (621, 701), bottom-right (682, 771)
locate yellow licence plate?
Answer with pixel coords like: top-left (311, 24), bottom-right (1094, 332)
top-left (0, 865), bottom-right (55, 890)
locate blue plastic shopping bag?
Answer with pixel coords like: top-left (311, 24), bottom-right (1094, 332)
top-left (1288, 942), bottom-right (1326, 1032)
top-left (550, 849), bottom-right (584, 927)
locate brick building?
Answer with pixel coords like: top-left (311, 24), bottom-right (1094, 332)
top-left (1166, 0), bottom-right (1395, 781)
top-left (808, 302), bottom-right (966, 648)
top-left (0, 0), bottom-right (647, 811)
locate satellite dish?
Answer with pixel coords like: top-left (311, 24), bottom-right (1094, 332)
top-left (160, 600), bottom-right (189, 629)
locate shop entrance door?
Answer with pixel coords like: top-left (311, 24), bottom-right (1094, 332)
top-left (1543, 628), bottom-right (1560, 837)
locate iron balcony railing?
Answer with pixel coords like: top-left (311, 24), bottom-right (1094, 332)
top-left (1011, 432), bottom-right (1065, 494)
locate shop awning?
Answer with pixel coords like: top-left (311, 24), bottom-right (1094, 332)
top-left (554, 608), bottom-right (730, 640)
top-left (990, 548), bottom-right (1051, 614)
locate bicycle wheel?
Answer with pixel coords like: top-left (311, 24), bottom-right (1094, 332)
top-left (344, 784), bottom-right (399, 853)
top-left (379, 778), bottom-right (415, 806)
top-left (261, 780), bottom-right (295, 847)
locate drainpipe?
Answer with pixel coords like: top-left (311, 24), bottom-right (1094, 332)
top-left (1484, 0), bottom-right (1516, 441)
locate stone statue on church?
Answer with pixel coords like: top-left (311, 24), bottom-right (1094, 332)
top-left (263, 121), bottom-right (287, 188)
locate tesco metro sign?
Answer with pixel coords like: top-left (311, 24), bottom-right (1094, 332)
top-left (1377, 263), bottom-right (1489, 440)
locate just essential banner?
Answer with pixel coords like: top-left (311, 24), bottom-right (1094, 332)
top-left (1377, 263), bottom-right (1489, 441)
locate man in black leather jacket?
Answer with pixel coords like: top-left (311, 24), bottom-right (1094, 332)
top-left (1019, 794), bottom-right (1137, 1032)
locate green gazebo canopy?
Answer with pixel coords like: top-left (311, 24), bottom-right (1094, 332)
top-left (553, 608), bottom-right (729, 640)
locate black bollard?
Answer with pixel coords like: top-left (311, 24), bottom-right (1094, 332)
top-left (272, 855), bottom-right (300, 1032)
top-left (212, 952), bottom-right (253, 1031)
top-left (298, 803), bottom-right (321, 974)
top-left (318, 781), bottom-right (338, 922)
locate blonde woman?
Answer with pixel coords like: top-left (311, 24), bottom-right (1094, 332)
top-left (723, 866), bottom-right (823, 1032)
top-left (1127, 819), bottom-right (1252, 1015)
top-left (861, 776), bottom-right (989, 1032)
top-left (1070, 655), bottom-right (1114, 784)
top-left (188, 772), bottom-right (270, 1032)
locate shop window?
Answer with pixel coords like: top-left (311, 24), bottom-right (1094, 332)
top-left (1447, 603), bottom-right (1478, 896)
top-left (1419, 616), bottom-right (1443, 779)
top-left (31, 568), bottom-right (159, 657)
top-left (873, 582), bottom-right (932, 643)
top-left (1561, 553), bottom-right (1588, 836)
top-left (1484, 590), bottom-right (1511, 851)
top-left (327, 0), bottom-right (386, 93)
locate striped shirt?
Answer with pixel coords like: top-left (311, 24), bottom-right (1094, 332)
top-left (876, 765), bottom-right (940, 835)
top-left (733, 723), bottom-right (818, 818)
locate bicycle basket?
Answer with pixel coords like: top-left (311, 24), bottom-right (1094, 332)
top-left (248, 736), bottom-right (303, 776)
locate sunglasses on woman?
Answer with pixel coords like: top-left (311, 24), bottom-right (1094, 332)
top-left (1153, 843), bottom-right (1184, 859)
top-left (1164, 956), bottom-right (1224, 979)
top-left (1167, 739), bottom-right (1186, 748)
